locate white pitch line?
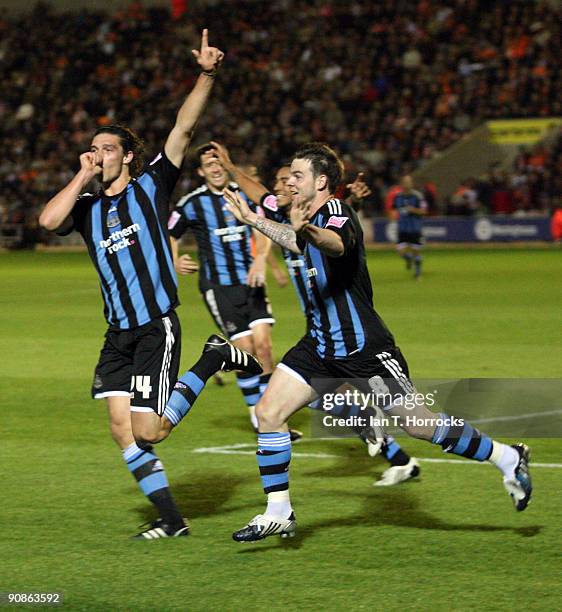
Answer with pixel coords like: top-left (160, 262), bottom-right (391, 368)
top-left (192, 442), bottom-right (562, 469)
top-left (471, 409), bottom-right (562, 424)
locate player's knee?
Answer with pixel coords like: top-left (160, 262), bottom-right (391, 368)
top-left (255, 402), bottom-right (284, 431)
top-left (254, 337), bottom-right (273, 362)
top-left (233, 335), bottom-right (253, 354)
top-left (133, 427), bottom-right (165, 446)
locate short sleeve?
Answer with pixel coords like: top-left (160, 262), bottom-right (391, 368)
top-left (146, 151), bottom-right (181, 197)
top-left (320, 204), bottom-right (356, 253)
top-left (168, 202), bottom-right (193, 239)
top-left (56, 193), bottom-right (92, 236)
top-left (258, 193), bottom-right (286, 223)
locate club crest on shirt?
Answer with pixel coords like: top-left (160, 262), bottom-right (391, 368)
top-left (106, 207), bottom-right (121, 228)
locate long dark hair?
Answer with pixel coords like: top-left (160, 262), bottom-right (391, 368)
top-left (94, 124), bottom-right (145, 177)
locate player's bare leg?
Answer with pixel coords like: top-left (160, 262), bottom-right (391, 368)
top-left (249, 322), bottom-right (274, 373)
top-left (232, 367), bottom-right (316, 542)
top-left (243, 323), bottom-right (303, 440)
top-left (107, 395), bottom-right (136, 450)
top-left (397, 242), bottom-right (412, 270)
top-left (411, 243), bottom-right (423, 279)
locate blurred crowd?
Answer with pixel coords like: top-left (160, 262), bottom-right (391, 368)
top-left (0, 0), bottom-right (561, 242)
top-left (447, 130), bottom-right (562, 216)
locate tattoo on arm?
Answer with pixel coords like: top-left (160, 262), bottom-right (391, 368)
top-left (254, 217), bottom-right (301, 254)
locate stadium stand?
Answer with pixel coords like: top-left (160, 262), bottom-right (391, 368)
top-left (0, 0), bottom-right (560, 245)
top-left (448, 129), bottom-right (562, 215)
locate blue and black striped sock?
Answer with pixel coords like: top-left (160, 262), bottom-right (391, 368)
top-left (236, 372), bottom-right (260, 403)
top-left (257, 432), bottom-right (293, 517)
top-left (163, 371), bottom-right (205, 427)
top-left (257, 432), bottom-right (291, 493)
top-left (381, 435), bottom-right (410, 467)
top-left (258, 373), bottom-right (272, 396)
top-left (237, 372), bottom-right (261, 429)
top-left (431, 412), bottom-right (493, 461)
top-left (123, 443), bottom-right (183, 528)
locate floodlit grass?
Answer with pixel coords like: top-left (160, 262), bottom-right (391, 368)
top-left (1, 247), bottom-right (560, 611)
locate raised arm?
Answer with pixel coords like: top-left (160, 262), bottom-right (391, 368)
top-left (223, 188), bottom-right (301, 255)
top-left (345, 172), bottom-right (372, 211)
top-left (164, 29), bottom-right (224, 169)
top-left (209, 141), bottom-right (268, 204)
top-left (39, 152), bottom-right (100, 231)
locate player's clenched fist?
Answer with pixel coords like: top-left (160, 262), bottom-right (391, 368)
top-left (192, 29), bottom-right (224, 74)
top-left (79, 152), bottom-right (102, 177)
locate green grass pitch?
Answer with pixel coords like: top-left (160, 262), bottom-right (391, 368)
top-left (1, 247), bottom-right (561, 611)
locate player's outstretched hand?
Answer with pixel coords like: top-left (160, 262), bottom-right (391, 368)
top-left (175, 254), bottom-right (199, 275)
top-left (192, 29), bottom-right (224, 74)
top-left (224, 188), bottom-right (254, 224)
top-left (290, 195), bottom-right (311, 233)
top-left (79, 152), bottom-right (102, 178)
top-left (209, 141), bottom-right (234, 172)
top-left (347, 172), bottom-right (372, 201)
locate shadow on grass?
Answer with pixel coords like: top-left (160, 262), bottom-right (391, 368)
top-left (237, 472), bottom-right (542, 554)
top-left (133, 469), bottom-right (255, 523)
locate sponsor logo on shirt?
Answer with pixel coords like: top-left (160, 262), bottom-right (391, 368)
top-left (99, 223), bottom-right (141, 254)
top-left (326, 215), bottom-right (349, 229)
top-left (214, 226), bottom-right (246, 243)
top-left (287, 259), bottom-right (305, 268)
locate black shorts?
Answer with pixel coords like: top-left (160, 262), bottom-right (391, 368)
top-left (279, 335), bottom-right (414, 407)
top-left (201, 282), bottom-right (275, 340)
top-left (91, 311), bottom-right (181, 415)
top-left (397, 231), bottom-right (424, 246)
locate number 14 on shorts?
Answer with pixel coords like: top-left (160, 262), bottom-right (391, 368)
top-left (131, 375), bottom-right (152, 399)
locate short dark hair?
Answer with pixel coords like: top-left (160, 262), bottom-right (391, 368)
top-left (292, 142), bottom-right (344, 192)
top-left (93, 124), bottom-right (145, 177)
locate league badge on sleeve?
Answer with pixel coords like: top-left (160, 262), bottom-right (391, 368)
top-left (168, 211), bottom-right (181, 230)
top-left (326, 215), bottom-right (349, 229)
top-left (262, 194), bottom-right (279, 212)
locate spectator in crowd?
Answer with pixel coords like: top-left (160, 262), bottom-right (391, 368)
top-left (449, 129), bottom-right (561, 216)
top-left (0, 0), bottom-right (560, 236)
